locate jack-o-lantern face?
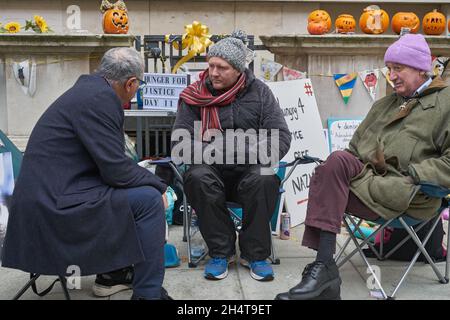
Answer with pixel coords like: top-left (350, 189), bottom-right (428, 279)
top-left (359, 5), bottom-right (390, 34)
top-left (335, 14), bottom-right (356, 33)
top-left (103, 8), bottom-right (129, 34)
top-left (391, 12), bottom-right (420, 34)
top-left (422, 9), bottom-right (446, 35)
top-left (308, 10), bottom-right (331, 32)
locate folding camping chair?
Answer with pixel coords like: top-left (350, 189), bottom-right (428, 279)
top-left (149, 156), bottom-right (323, 268)
top-left (335, 182), bottom-right (450, 299)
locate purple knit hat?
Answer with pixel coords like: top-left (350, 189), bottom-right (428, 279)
top-left (384, 34), bottom-right (431, 72)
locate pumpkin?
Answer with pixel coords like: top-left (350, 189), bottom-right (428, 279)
top-left (359, 5), bottom-right (390, 34)
top-left (335, 14), bottom-right (356, 33)
top-left (103, 7), bottom-right (129, 34)
top-left (422, 9), bottom-right (446, 35)
top-left (308, 10), bottom-right (332, 32)
top-left (307, 21), bottom-right (329, 35)
top-left (391, 12), bottom-right (420, 34)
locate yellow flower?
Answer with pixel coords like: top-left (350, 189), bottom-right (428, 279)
top-left (34, 15), bottom-right (49, 33)
top-left (5, 22), bottom-right (21, 33)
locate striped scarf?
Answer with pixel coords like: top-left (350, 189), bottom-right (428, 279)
top-left (179, 69), bottom-right (246, 139)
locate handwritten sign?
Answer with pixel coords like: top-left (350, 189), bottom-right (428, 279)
top-left (142, 73), bottom-right (189, 111)
top-left (266, 79), bottom-right (329, 227)
top-left (327, 118), bottom-right (362, 152)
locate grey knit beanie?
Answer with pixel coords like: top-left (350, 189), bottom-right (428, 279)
top-left (207, 31), bottom-right (247, 73)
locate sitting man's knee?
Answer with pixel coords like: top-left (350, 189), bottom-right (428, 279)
top-left (184, 165), bottom-right (215, 184)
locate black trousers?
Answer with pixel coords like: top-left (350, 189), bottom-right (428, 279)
top-left (184, 164), bottom-right (280, 261)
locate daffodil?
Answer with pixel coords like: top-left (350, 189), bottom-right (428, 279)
top-left (34, 15), bottom-right (49, 33)
top-left (4, 22), bottom-right (21, 33)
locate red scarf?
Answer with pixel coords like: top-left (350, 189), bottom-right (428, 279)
top-left (179, 69), bottom-right (246, 139)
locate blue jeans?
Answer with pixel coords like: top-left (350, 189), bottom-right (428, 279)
top-left (127, 186), bottom-right (165, 299)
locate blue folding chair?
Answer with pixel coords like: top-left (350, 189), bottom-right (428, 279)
top-left (336, 182), bottom-right (450, 299)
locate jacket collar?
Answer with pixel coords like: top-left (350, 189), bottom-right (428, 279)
top-left (417, 77), bottom-right (448, 110)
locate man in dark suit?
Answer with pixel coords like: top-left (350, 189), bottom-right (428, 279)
top-left (1, 47), bottom-right (170, 300)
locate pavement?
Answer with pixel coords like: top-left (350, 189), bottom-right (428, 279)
top-left (0, 221), bottom-right (448, 300)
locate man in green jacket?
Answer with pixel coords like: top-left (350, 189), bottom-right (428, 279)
top-left (276, 33), bottom-right (450, 300)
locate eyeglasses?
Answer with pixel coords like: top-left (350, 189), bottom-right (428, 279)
top-left (136, 78), bottom-right (147, 90)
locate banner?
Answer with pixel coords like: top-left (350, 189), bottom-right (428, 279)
top-left (282, 66), bottom-right (307, 81)
top-left (333, 73), bottom-right (357, 104)
top-left (359, 69), bottom-right (379, 100)
top-left (380, 67), bottom-right (394, 88)
top-left (266, 79), bottom-right (329, 227)
top-left (260, 58), bottom-right (283, 82)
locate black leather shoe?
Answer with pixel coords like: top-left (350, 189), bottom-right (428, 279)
top-left (287, 260), bottom-right (341, 300)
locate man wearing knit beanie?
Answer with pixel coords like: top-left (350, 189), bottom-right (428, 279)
top-left (172, 31), bottom-right (291, 282)
top-left (276, 33), bottom-right (450, 300)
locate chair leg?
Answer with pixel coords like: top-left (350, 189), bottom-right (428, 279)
top-left (446, 214), bottom-right (450, 282)
top-left (390, 217), bottom-right (447, 298)
top-left (268, 223), bottom-right (280, 265)
top-left (12, 274), bottom-right (40, 300)
top-left (59, 277), bottom-right (71, 300)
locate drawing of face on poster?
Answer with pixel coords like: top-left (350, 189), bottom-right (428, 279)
top-left (359, 69), bottom-right (379, 100)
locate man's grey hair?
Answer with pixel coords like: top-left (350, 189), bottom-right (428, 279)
top-left (98, 47), bottom-right (144, 84)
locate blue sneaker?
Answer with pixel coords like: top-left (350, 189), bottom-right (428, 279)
top-left (241, 259), bottom-right (274, 281)
top-left (204, 258), bottom-right (229, 280)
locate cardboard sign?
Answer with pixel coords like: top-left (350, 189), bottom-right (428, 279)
top-left (327, 118), bottom-right (362, 153)
top-left (266, 79), bottom-right (329, 227)
top-left (142, 73), bottom-right (189, 111)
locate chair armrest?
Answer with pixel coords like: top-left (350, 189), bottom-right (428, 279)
top-left (418, 182), bottom-right (450, 199)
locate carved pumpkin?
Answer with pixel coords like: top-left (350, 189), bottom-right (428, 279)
top-left (103, 8), bottom-right (129, 34)
top-left (308, 10), bottom-right (331, 32)
top-left (335, 14), bottom-right (356, 33)
top-left (391, 12), bottom-right (420, 34)
top-left (307, 21), bottom-right (329, 35)
top-left (422, 9), bottom-right (446, 35)
top-left (359, 5), bottom-right (390, 34)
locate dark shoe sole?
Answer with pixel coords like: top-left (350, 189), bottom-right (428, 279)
top-left (289, 278), bottom-right (342, 300)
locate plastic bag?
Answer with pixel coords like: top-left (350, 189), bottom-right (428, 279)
top-left (164, 186), bottom-right (177, 225)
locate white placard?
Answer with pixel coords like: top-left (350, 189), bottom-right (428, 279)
top-left (142, 73), bottom-right (189, 111)
top-left (266, 79), bottom-right (329, 227)
top-left (327, 118), bottom-right (362, 153)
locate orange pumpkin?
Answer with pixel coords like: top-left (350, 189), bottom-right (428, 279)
top-left (307, 21), bottom-right (329, 35)
top-left (391, 12), bottom-right (420, 34)
top-left (359, 5), bottom-right (390, 34)
top-left (103, 8), bottom-right (129, 34)
top-left (422, 9), bottom-right (446, 35)
top-left (335, 14), bottom-right (356, 33)
top-left (308, 10), bottom-right (332, 32)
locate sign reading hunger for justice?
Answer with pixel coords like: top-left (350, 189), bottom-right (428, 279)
top-left (266, 79), bottom-right (329, 227)
top-left (142, 73), bottom-right (189, 111)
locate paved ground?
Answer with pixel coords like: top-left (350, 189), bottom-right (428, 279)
top-left (0, 222), bottom-right (448, 300)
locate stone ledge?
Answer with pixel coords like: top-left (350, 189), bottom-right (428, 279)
top-left (0, 34), bottom-right (135, 54)
top-left (260, 34), bottom-right (450, 56)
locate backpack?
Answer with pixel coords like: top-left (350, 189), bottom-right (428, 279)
top-left (363, 217), bottom-right (447, 263)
